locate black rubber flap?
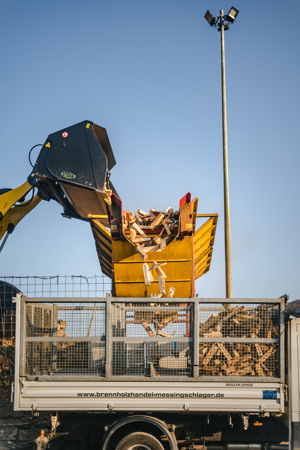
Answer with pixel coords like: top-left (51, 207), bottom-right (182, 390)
top-left (92, 124), bottom-right (116, 171)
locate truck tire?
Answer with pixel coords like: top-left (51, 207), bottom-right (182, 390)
top-left (115, 431), bottom-right (164, 450)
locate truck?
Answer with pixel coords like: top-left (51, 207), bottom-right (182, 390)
top-left (1, 121), bottom-right (299, 449)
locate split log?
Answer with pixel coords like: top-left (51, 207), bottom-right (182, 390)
top-left (163, 222), bottom-right (171, 235)
top-left (203, 344), bottom-right (218, 365)
top-left (151, 261), bottom-right (167, 278)
top-left (134, 211), bottom-right (142, 222)
top-left (149, 212), bottom-right (165, 230)
top-left (132, 222), bottom-right (148, 238)
top-left (142, 263), bottom-right (154, 285)
top-left (200, 314), bottom-right (219, 334)
top-left (136, 244), bottom-right (148, 260)
top-left (217, 343), bottom-right (232, 362)
top-left (255, 363), bottom-right (266, 377)
top-left (132, 237), bottom-right (151, 243)
top-left (258, 347), bottom-right (275, 364)
top-left (203, 330), bottom-right (223, 338)
top-left (159, 316), bottom-right (176, 329)
top-left (137, 209), bottom-right (150, 217)
top-left (166, 286), bottom-right (176, 298)
top-left (157, 330), bottom-right (173, 338)
top-left (141, 321), bottom-right (156, 337)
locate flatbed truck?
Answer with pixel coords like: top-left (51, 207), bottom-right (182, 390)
top-left (1, 121), bottom-right (298, 448)
top-left (12, 294), bottom-right (299, 449)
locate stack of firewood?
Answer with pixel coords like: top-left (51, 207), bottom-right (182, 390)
top-left (199, 304), bottom-right (278, 377)
top-left (56, 342), bottom-right (89, 371)
top-left (123, 207), bottom-right (179, 260)
top-left (123, 302), bottom-right (279, 378)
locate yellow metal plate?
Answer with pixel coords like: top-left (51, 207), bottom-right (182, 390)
top-left (90, 219), bottom-right (113, 279)
top-left (113, 238), bottom-right (193, 298)
top-left (0, 181), bottom-right (32, 217)
top-left (194, 216), bottom-right (218, 280)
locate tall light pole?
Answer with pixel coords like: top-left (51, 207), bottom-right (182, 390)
top-left (204, 7), bottom-right (239, 299)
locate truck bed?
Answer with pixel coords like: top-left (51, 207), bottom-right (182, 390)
top-left (13, 296), bottom-right (286, 413)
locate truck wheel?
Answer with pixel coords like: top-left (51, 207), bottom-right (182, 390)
top-left (115, 431), bottom-right (164, 450)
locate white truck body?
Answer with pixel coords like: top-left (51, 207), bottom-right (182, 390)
top-left (14, 296), bottom-right (286, 413)
top-left (14, 295), bottom-right (300, 449)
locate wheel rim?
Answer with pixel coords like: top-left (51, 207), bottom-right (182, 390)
top-left (128, 446), bottom-right (152, 450)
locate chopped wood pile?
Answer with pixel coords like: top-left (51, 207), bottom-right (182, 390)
top-left (56, 341), bottom-right (89, 371)
top-left (199, 304), bottom-right (279, 377)
top-left (0, 338), bottom-right (15, 388)
top-left (125, 303), bottom-right (279, 378)
top-left (123, 207), bottom-right (179, 260)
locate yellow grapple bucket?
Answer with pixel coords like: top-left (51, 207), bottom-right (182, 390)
top-left (91, 193), bottom-right (218, 298)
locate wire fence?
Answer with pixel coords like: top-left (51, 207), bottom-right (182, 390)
top-left (0, 275), bottom-right (111, 339)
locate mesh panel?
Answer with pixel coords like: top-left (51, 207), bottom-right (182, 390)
top-left (25, 341), bottom-right (105, 376)
top-left (112, 341), bottom-right (192, 377)
top-left (111, 302), bottom-right (192, 377)
top-left (199, 303), bottom-right (280, 378)
top-left (112, 303), bottom-right (192, 338)
top-left (25, 302), bottom-right (105, 377)
top-left (21, 299), bottom-right (282, 380)
top-left (26, 305), bottom-right (53, 337)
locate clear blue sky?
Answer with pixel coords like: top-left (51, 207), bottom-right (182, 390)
top-left (0, 0), bottom-right (299, 300)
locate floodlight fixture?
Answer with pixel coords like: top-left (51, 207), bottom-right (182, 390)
top-left (204, 6), bottom-right (239, 30)
top-left (204, 10), bottom-right (217, 27)
top-left (226, 6), bottom-right (239, 23)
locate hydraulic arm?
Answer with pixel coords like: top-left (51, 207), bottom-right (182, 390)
top-left (0, 182), bottom-right (42, 251)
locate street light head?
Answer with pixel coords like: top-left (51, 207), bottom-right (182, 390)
top-left (226, 6), bottom-right (239, 23)
top-left (204, 10), bottom-right (217, 27)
